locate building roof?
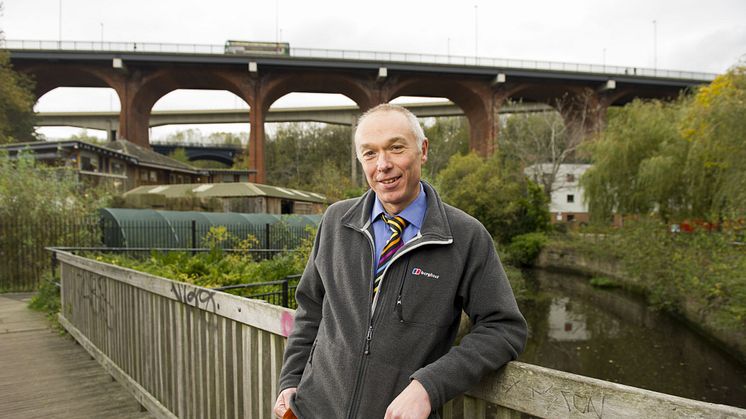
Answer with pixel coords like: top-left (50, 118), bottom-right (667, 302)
top-left (102, 140), bottom-right (198, 172)
top-left (124, 182), bottom-right (328, 204)
top-left (0, 139), bottom-right (200, 174)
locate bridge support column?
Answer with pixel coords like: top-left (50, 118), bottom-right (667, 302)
top-left (118, 76), bottom-right (153, 148)
top-left (249, 101), bottom-right (266, 184)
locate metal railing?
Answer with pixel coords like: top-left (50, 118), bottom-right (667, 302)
top-left (0, 215), bottom-right (313, 291)
top-left (213, 274), bottom-right (301, 309)
top-left (3, 38), bottom-right (717, 81)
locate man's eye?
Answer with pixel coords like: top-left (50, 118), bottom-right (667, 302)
top-left (391, 145), bottom-right (404, 151)
top-left (362, 151), bottom-right (375, 159)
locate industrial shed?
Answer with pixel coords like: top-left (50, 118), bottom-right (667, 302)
top-left (122, 182), bottom-right (328, 214)
top-left (100, 208), bottom-right (321, 249)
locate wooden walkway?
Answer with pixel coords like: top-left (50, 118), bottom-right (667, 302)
top-left (0, 293), bottom-right (153, 419)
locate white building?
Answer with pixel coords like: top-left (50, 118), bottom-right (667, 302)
top-left (525, 163), bottom-right (591, 224)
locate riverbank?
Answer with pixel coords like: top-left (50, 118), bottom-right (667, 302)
top-left (536, 239), bottom-right (746, 366)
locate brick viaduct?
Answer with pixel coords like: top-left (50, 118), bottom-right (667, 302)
top-left (9, 49), bottom-right (708, 183)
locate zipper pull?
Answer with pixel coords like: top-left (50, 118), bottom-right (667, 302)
top-left (364, 325), bottom-right (373, 355)
top-left (396, 295), bottom-right (404, 322)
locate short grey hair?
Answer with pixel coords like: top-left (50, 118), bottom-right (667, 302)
top-left (355, 103), bottom-right (426, 150)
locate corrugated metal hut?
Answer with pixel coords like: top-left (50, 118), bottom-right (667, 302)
top-left (122, 182), bottom-right (327, 214)
top-left (100, 208), bottom-right (320, 249)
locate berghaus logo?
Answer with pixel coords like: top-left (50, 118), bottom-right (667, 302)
top-left (412, 268), bottom-right (439, 279)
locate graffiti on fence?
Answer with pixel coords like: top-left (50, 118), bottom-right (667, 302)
top-left (75, 267), bottom-right (114, 331)
top-left (170, 282), bottom-right (217, 311)
top-left (280, 311), bottom-right (294, 337)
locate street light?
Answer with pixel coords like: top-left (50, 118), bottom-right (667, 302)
top-left (100, 22), bottom-right (104, 46)
top-left (58, 0), bottom-right (62, 43)
top-left (474, 5), bottom-right (478, 60)
top-left (653, 19), bottom-right (658, 71)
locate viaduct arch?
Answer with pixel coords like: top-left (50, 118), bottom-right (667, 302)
top-left (11, 48), bottom-right (708, 184)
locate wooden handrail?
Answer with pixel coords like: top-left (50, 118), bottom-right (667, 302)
top-left (53, 249), bottom-right (746, 419)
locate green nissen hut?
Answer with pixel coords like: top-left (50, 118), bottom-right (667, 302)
top-left (123, 182), bottom-right (328, 214)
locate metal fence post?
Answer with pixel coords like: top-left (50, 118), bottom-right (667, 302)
top-left (191, 220), bottom-right (197, 256)
top-left (265, 223), bottom-right (271, 250)
top-left (282, 277), bottom-right (289, 308)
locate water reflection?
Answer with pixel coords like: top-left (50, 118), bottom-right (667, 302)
top-left (517, 269), bottom-right (746, 408)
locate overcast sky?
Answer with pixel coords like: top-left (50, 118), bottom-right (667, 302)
top-left (1, 0), bottom-right (745, 139)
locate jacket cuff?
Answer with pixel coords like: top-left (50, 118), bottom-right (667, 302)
top-left (410, 370), bottom-right (443, 411)
top-left (278, 375), bottom-right (301, 393)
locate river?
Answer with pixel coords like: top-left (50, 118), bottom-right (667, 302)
top-left (516, 269), bottom-right (746, 409)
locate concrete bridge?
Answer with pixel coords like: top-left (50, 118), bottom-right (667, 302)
top-left (6, 39), bottom-right (715, 183)
top-left (35, 101), bottom-right (550, 139)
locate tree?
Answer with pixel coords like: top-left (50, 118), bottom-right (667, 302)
top-left (436, 152), bottom-right (550, 244)
top-left (581, 98), bottom-right (688, 223)
top-left (265, 122), bottom-right (357, 200)
top-left (682, 66), bottom-right (746, 219)
top-left (581, 65), bottom-right (746, 223)
top-left (499, 93), bottom-right (599, 200)
top-left (422, 116), bottom-right (469, 181)
top-left (0, 151), bottom-right (113, 290)
top-left (0, 7), bottom-right (37, 144)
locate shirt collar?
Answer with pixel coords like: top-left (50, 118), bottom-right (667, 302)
top-left (370, 182), bottom-right (427, 230)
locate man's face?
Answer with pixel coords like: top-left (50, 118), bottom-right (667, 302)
top-left (355, 110), bottom-right (428, 214)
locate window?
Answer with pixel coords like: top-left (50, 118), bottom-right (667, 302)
top-left (80, 154), bottom-right (98, 172)
top-left (567, 194), bottom-right (575, 203)
top-left (140, 169), bottom-right (148, 181)
top-left (567, 214), bottom-right (575, 222)
top-left (110, 160), bottom-right (125, 175)
top-left (566, 173), bottom-right (575, 182)
top-left (149, 170), bottom-right (158, 182)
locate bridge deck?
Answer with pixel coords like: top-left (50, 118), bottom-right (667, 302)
top-left (0, 293), bottom-right (153, 419)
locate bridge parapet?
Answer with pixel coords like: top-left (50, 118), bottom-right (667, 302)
top-left (53, 249), bottom-right (746, 419)
top-left (4, 38), bottom-right (716, 82)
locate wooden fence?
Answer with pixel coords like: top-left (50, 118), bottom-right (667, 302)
top-left (54, 249), bottom-right (746, 419)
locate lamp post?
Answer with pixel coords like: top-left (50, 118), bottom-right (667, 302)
top-left (275, 0), bottom-right (280, 43)
top-left (653, 19), bottom-right (658, 71)
top-left (58, 0), bottom-right (62, 44)
top-left (100, 22), bottom-right (104, 46)
top-left (474, 5), bottom-right (478, 60)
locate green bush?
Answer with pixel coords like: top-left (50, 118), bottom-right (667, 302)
top-left (436, 153), bottom-right (550, 244)
top-left (28, 273), bottom-right (63, 332)
top-left (504, 232), bottom-right (549, 266)
top-left (589, 276), bottom-right (619, 288)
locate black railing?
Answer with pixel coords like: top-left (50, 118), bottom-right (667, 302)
top-left (213, 274), bottom-right (302, 308)
top-left (1, 215), bottom-right (313, 291)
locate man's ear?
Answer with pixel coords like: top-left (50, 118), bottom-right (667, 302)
top-left (421, 138), bottom-right (429, 164)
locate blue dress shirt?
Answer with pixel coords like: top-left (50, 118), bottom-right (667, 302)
top-left (370, 182), bottom-right (428, 267)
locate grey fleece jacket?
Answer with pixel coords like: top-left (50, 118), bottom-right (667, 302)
top-left (278, 182), bottom-right (527, 419)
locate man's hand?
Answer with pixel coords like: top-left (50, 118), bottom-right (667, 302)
top-left (384, 379), bottom-right (431, 419)
top-left (274, 387), bottom-right (297, 418)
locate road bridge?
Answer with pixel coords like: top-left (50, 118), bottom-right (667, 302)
top-left (149, 142), bottom-right (243, 166)
top-left (6, 39), bottom-right (715, 183)
top-left (35, 101), bottom-right (550, 139)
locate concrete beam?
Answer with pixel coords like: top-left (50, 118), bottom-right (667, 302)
top-left (36, 101), bottom-right (551, 131)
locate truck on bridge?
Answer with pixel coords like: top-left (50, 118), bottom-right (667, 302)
top-left (224, 40), bottom-right (290, 55)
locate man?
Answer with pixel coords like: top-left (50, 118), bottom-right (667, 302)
top-left (274, 104), bottom-right (527, 419)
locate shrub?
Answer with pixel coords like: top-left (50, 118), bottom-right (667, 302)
top-left (504, 232), bottom-right (549, 266)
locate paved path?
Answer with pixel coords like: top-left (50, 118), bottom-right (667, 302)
top-left (0, 293), bottom-right (153, 419)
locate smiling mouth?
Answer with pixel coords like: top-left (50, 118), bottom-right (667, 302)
top-left (379, 176), bottom-right (401, 185)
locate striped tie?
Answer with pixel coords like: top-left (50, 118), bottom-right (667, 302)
top-left (373, 215), bottom-right (409, 299)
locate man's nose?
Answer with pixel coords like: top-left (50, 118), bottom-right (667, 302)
top-left (376, 153), bottom-right (392, 172)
